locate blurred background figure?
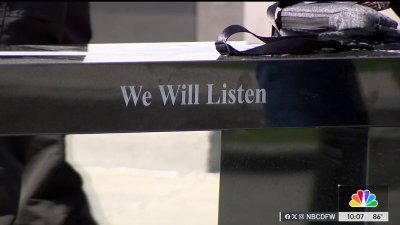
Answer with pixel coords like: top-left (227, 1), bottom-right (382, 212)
top-left (0, 2), bottom-right (96, 225)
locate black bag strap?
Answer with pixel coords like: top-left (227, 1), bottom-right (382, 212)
top-left (215, 24), bottom-right (344, 56)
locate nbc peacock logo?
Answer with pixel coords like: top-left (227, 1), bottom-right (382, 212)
top-left (349, 190), bottom-right (378, 208)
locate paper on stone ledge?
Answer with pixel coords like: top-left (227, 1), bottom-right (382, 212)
top-left (83, 41), bottom-right (261, 63)
top-left (0, 42), bottom-right (262, 61)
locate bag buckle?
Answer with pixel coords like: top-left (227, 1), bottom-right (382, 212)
top-left (215, 41), bottom-right (240, 56)
top-left (356, 42), bottom-right (374, 50)
top-left (215, 41), bottom-right (230, 55)
top-left (342, 41), bottom-right (374, 51)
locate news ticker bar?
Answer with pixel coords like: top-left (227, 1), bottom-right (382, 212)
top-left (279, 212), bottom-right (389, 222)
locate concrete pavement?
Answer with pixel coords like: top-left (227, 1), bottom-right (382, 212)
top-left (65, 132), bottom-right (220, 225)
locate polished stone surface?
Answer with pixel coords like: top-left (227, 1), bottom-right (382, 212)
top-left (1, 43), bottom-right (399, 225)
top-left (0, 43), bottom-right (400, 135)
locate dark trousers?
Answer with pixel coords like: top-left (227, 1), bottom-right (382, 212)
top-left (0, 136), bottom-right (96, 225)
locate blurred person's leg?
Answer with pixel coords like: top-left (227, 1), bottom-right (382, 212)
top-left (12, 135), bottom-right (95, 225)
top-left (0, 137), bottom-right (23, 224)
top-left (0, 2), bottom-right (95, 225)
